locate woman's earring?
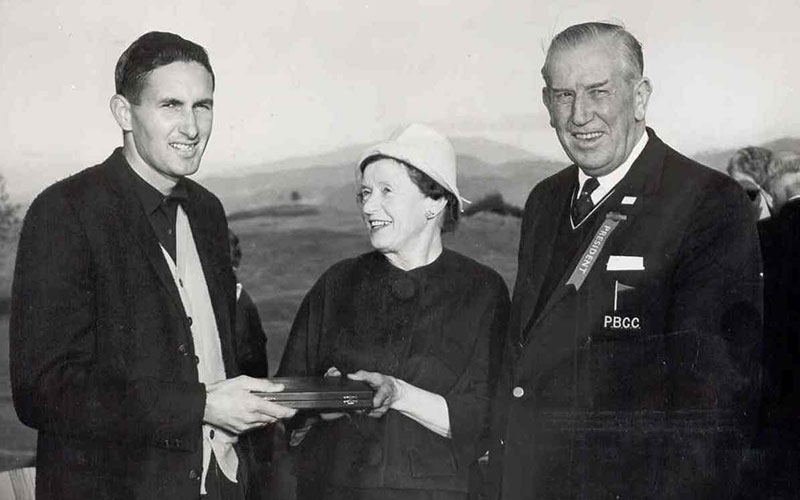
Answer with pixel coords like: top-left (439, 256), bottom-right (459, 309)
top-left (425, 210), bottom-right (435, 220)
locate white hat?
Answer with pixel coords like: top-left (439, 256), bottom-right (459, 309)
top-left (358, 123), bottom-right (469, 212)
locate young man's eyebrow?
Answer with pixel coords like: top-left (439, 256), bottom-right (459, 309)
top-left (159, 97), bottom-right (183, 106)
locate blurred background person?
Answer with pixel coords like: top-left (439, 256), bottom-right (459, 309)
top-left (748, 151), bottom-right (800, 498)
top-left (229, 228), bottom-right (270, 377)
top-left (727, 146), bottom-right (774, 220)
top-left (278, 123), bottom-right (509, 500)
top-left (228, 228), bottom-right (280, 500)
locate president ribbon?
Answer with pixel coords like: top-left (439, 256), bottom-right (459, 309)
top-left (566, 211), bottom-right (626, 291)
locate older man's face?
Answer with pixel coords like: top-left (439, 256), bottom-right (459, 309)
top-left (543, 39), bottom-right (650, 177)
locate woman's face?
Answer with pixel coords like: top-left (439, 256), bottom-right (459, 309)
top-left (359, 158), bottom-right (434, 257)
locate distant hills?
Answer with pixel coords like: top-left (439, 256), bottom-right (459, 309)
top-left (201, 135), bottom-right (800, 216)
top-left (203, 137), bottom-right (563, 214)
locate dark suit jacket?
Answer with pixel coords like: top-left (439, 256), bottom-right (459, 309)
top-left (232, 287), bottom-right (275, 500)
top-left (758, 199), bottom-right (800, 435)
top-left (235, 288), bottom-right (269, 377)
top-left (10, 149), bottom-right (240, 500)
top-left (743, 200), bottom-right (800, 496)
top-left (485, 129), bottom-right (763, 499)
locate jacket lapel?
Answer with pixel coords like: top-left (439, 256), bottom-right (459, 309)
top-left (103, 150), bottom-right (188, 317)
top-left (514, 169), bottom-right (575, 343)
top-left (527, 212), bottom-right (606, 334)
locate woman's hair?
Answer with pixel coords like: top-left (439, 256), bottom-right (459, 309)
top-left (727, 146), bottom-right (773, 186)
top-left (361, 155), bottom-right (460, 232)
top-left (765, 151), bottom-right (800, 190)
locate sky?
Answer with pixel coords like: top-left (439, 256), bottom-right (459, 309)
top-left (0, 0), bottom-right (798, 200)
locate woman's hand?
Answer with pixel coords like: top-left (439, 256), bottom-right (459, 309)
top-left (352, 371), bottom-right (452, 437)
top-left (347, 370), bottom-right (402, 418)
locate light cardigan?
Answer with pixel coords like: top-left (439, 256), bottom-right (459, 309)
top-left (161, 207), bottom-right (238, 494)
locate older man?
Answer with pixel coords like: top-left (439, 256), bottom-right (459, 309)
top-left (10, 32), bottom-right (295, 500)
top-left (484, 22), bottom-right (762, 499)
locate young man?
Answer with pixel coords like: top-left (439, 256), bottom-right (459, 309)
top-left (10, 31), bottom-right (294, 500)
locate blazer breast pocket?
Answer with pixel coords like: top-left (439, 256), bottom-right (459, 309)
top-left (596, 276), bottom-right (645, 338)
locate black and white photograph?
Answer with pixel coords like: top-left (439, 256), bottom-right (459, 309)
top-left (0, 0), bottom-right (798, 498)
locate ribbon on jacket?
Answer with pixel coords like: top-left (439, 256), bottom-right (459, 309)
top-left (565, 211), bottom-right (627, 291)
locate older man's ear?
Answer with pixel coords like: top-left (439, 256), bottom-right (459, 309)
top-left (633, 77), bottom-right (652, 122)
top-left (541, 87), bottom-right (556, 128)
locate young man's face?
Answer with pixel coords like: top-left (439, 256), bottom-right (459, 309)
top-left (126, 61), bottom-right (214, 183)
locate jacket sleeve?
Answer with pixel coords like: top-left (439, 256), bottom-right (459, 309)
top-left (667, 177), bottom-right (763, 410)
top-left (276, 276), bottom-right (326, 377)
top-left (661, 176), bottom-right (763, 496)
top-left (444, 275), bottom-right (510, 470)
top-left (10, 188), bottom-right (206, 450)
top-left (235, 289), bottom-right (269, 377)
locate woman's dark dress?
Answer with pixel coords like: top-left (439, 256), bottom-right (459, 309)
top-left (278, 249), bottom-right (509, 500)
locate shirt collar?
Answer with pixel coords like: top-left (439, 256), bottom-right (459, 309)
top-left (577, 130), bottom-right (649, 204)
top-left (124, 161), bottom-right (189, 215)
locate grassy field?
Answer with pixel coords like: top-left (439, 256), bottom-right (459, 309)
top-left (0, 317), bottom-right (37, 471)
top-left (1, 235), bottom-right (38, 470)
top-left (0, 209), bottom-right (521, 472)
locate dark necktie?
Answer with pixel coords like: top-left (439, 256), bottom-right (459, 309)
top-left (571, 177), bottom-right (600, 225)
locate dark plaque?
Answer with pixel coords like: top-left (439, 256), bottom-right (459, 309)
top-left (253, 377), bottom-right (375, 410)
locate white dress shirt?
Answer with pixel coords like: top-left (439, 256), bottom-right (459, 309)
top-left (576, 131), bottom-right (649, 205)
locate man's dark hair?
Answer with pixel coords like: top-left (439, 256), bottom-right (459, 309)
top-left (543, 22), bottom-right (644, 83)
top-left (115, 31), bottom-right (215, 103)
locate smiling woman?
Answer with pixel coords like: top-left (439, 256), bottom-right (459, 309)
top-left (278, 124), bottom-right (510, 500)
